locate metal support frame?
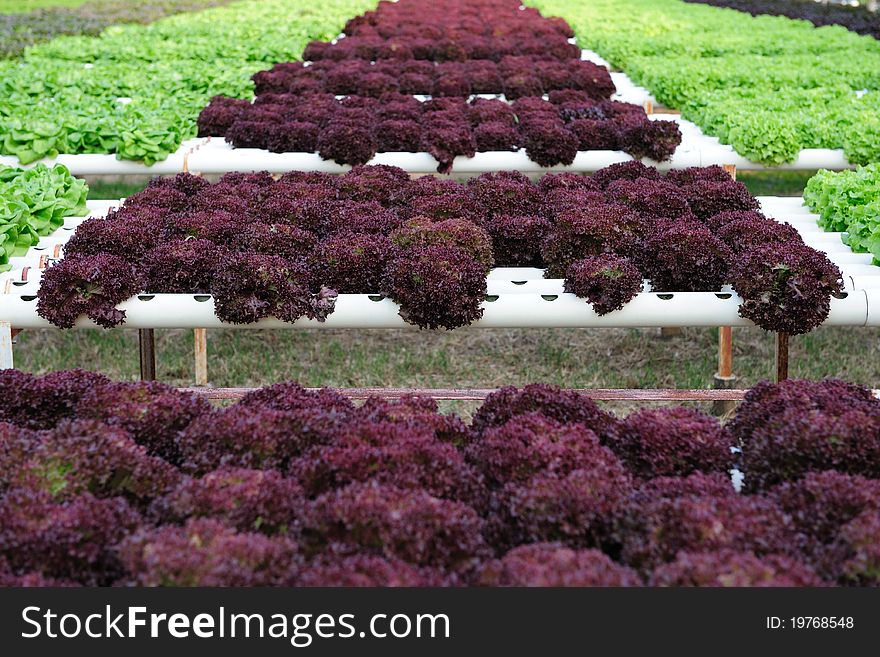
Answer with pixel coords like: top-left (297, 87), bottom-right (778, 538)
top-left (179, 386), bottom-right (749, 403)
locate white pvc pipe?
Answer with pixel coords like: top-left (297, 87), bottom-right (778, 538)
top-left (86, 200), bottom-right (121, 213)
top-left (187, 141), bottom-right (657, 174)
top-left (839, 264), bottom-right (880, 278)
top-left (0, 322), bottom-right (12, 369)
top-left (697, 145), bottom-right (853, 171)
top-left (486, 280), bottom-right (566, 294)
top-left (0, 130), bottom-right (854, 177)
top-left (866, 291), bottom-right (880, 322)
top-left (187, 136), bottom-right (852, 175)
top-left (609, 72), bottom-right (655, 105)
top-left (0, 274), bottom-right (574, 297)
top-left (826, 253), bottom-right (875, 266)
top-left (486, 267), bottom-right (545, 281)
top-left (580, 49), bottom-right (611, 68)
top-left (0, 289), bottom-right (870, 330)
top-left (852, 276), bottom-right (880, 290)
top-left (0, 140), bottom-right (202, 176)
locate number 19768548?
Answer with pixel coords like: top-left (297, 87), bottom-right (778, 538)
top-left (766, 617), bottom-right (854, 630)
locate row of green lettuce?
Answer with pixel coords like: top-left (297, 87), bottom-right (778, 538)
top-left (1, 1), bottom-right (236, 60)
top-left (0, 163), bottom-right (88, 271)
top-left (526, 0), bottom-right (880, 166)
top-left (0, 2), bottom-right (93, 12)
top-left (0, 0), bottom-right (376, 165)
top-left (805, 164), bottom-right (880, 265)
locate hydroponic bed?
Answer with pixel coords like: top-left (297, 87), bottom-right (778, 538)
top-left (0, 115), bottom-right (853, 177)
top-left (0, 55), bottom-right (856, 176)
top-left (2, 196), bottom-right (879, 331)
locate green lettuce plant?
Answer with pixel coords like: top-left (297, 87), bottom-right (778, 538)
top-left (527, 0), bottom-right (880, 165)
top-left (804, 164), bottom-right (880, 262)
top-left (0, 0), bottom-right (376, 164)
top-left (0, 163), bottom-right (88, 270)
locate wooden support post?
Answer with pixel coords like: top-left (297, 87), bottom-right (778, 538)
top-left (717, 326), bottom-right (733, 379)
top-left (194, 329), bottom-right (208, 387)
top-left (776, 333), bottom-right (790, 383)
top-left (711, 164), bottom-right (739, 416)
top-left (0, 321), bottom-right (13, 369)
top-left (712, 326), bottom-right (736, 416)
top-left (644, 99), bottom-right (654, 116)
top-left (139, 329), bottom-right (157, 381)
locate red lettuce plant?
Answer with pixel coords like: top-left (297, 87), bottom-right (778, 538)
top-left (651, 550), bottom-right (824, 587)
top-left (613, 407), bottom-right (735, 479)
top-left (480, 542), bottom-right (642, 586)
top-left (730, 243), bottom-right (844, 335)
top-left (118, 518), bottom-right (301, 586)
top-left (564, 255), bottom-right (643, 315)
top-left (36, 255), bottom-right (141, 329)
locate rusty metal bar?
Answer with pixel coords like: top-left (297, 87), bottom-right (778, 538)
top-left (178, 386), bottom-right (749, 402)
top-left (712, 325), bottom-right (737, 416)
top-left (717, 326), bottom-right (733, 378)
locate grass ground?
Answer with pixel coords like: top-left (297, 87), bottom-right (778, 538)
top-left (15, 324), bottom-right (880, 389)
top-left (18, 169), bottom-right (875, 415)
top-left (736, 170), bottom-right (816, 197)
top-left (14, 326), bottom-right (880, 416)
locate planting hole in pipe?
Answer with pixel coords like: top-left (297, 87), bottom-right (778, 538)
top-left (368, 295), bottom-right (385, 302)
top-left (12, 281), bottom-right (26, 287)
top-left (21, 296), bottom-right (36, 302)
top-left (541, 295), bottom-right (558, 301)
top-left (658, 294), bottom-right (674, 300)
top-left (485, 295), bottom-right (499, 302)
top-left (715, 293), bottom-right (732, 300)
top-left (138, 295), bottom-right (155, 301)
top-left (194, 295), bottom-right (211, 302)
top-left (512, 281), bottom-right (527, 285)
